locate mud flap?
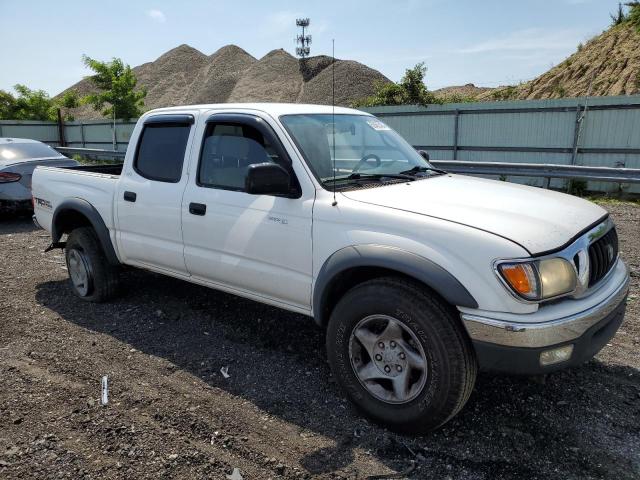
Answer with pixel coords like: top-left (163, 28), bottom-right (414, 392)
top-left (44, 241), bottom-right (66, 253)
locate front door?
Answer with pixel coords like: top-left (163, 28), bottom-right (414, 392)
top-left (116, 113), bottom-right (196, 274)
top-left (181, 112), bottom-right (314, 311)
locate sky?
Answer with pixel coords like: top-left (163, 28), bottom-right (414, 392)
top-left (0, 0), bottom-right (623, 96)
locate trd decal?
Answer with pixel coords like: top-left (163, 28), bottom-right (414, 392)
top-left (34, 197), bottom-right (52, 209)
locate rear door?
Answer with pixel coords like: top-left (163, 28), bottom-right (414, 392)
top-left (181, 111), bottom-right (314, 311)
top-left (116, 113), bottom-right (196, 274)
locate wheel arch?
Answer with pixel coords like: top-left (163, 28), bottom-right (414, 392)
top-left (51, 198), bottom-right (120, 266)
top-left (312, 245), bottom-right (478, 327)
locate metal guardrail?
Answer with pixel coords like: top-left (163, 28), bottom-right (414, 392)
top-left (430, 160), bottom-right (640, 184)
top-left (55, 147), bottom-right (640, 185)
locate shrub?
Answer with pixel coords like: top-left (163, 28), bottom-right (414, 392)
top-left (611, 3), bottom-right (627, 26)
top-left (491, 85), bottom-right (518, 101)
top-left (352, 63), bottom-right (438, 107)
top-left (568, 179), bottom-right (588, 196)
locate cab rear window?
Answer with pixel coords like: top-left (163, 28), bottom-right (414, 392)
top-left (134, 124), bottom-right (191, 182)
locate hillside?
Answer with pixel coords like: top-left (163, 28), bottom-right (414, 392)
top-left (433, 83), bottom-right (495, 100)
top-left (479, 22), bottom-right (640, 101)
top-left (58, 44), bottom-right (390, 119)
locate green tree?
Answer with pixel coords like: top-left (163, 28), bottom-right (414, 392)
top-left (353, 63), bottom-right (438, 107)
top-left (12, 84), bottom-right (56, 120)
top-left (0, 90), bottom-right (17, 119)
top-left (81, 55), bottom-right (146, 120)
top-left (59, 90), bottom-right (80, 110)
top-left (0, 85), bottom-right (79, 121)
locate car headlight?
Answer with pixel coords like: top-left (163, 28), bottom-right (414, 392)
top-left (497, 258), bottom-right (576, 301)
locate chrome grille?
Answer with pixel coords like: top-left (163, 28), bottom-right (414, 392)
top-left (588, 227), bottom-right (618, 287)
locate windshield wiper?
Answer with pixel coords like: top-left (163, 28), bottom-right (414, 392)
top-left (325, 172), bottom-right (414, 183)
top-left (399, 165), bottom-right (447, 176)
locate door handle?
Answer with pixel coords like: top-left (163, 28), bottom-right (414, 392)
top-left (123, 191), bottom-right (137, 202)
top-left (189, 202), bottom-right (207, 216)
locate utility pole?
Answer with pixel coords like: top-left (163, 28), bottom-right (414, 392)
top-left (112, 105), bottom-right (117, 151)
top-left (295, 18), bottom-right (311, 58)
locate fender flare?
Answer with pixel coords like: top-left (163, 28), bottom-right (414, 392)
top-left (312, 245), bottom-right (478, 326)
top-left (51, 198), bottom-right (120, 266)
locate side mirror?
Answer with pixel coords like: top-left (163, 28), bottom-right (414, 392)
top-left (418, 150), bottom-right (430, 161)
top-left (245, 162), bottom-right (291, 195)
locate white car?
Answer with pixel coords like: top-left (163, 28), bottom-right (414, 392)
top-left (31, 104), bottom-right (629, 432)
top-left (0, 138), bottom-right (78, 214)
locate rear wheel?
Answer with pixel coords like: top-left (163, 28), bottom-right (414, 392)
top-left (326, 277), bottom-right (477, 433)
top-left (65, 227), bottom-right (119, 302)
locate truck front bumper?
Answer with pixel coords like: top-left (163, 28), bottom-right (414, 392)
top-left (461, 259), bottom-right (630, 375)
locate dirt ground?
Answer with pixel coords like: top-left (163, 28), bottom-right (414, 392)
top-left (1, 202), bottom-right (638, 480)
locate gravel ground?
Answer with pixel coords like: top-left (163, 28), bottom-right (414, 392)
top-left (0, 202), bottom-right (638, 480)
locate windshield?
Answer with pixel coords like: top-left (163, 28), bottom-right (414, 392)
top-left (0, 142), bottom-right (62, 161)
top-left (280, 114), bottom-right (432, 187)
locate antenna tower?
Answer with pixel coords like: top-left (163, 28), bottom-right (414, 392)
top-left (295, 18), bottom-right (312, 58)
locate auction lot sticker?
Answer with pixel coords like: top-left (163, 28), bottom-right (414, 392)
top-left (366, 119), bottom-right (390, 131)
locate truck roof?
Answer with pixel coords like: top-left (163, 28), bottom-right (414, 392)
top-left (143, 103), bottom-right (370, 118)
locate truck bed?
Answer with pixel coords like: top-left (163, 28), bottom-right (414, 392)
top-left (65, 163), bottom-right (123, 176)
top-left (32, 164), bottom-right (121, 237)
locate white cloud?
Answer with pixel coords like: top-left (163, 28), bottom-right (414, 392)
top-left (146, 9), bottom-right (166, 23)
top-left (265, 11), bottom-right (300, 34)
top-left (457, 28), bottom-right (582, 54)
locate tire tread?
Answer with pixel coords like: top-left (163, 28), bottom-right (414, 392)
top-left (65, 227), bottom-right (119, 302)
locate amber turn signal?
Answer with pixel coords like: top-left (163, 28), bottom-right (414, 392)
top-left (498, 263), bottom-right (540, 300)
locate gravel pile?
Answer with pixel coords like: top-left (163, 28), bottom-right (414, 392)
top-left (185, 45), bottom-right (257, 105)
top-left (58, 44), bottom-right (391, 118)
top-left (299, 59), bottom-right (389, 105)
top-left (134, 44), bottom-right (209, 108)
top-left (227, 49), bottom-right (303, 103)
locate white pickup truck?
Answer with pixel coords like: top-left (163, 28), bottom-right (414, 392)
top-left (32, 103), bottom-right (629, 432)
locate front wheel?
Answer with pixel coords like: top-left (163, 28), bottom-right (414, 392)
top-left (326, 277), bottom-right (477, 433)
top-left (65, 227), bottom-right (119, 302)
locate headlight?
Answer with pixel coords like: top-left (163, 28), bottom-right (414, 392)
top-left (497, 258), bottom-right (576, 301)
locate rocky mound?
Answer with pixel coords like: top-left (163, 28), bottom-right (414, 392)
top-left (57, 44), bottom-right (391, 118)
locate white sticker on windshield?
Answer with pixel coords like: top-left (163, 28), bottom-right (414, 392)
top-left (366, 119), bottom-right (390, 131)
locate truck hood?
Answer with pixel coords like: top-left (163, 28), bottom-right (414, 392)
top-left (341, 174), bottom-right (607, 254)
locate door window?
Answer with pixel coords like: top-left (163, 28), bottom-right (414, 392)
top-left (134, 123), bottom-right (191, 182)
top-left (198, 123), bottom-right (282, 191)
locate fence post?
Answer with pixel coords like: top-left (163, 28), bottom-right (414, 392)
top-left (453, 109), bottom-right (460, 160)
top-left (0, 123), bottom-right (3, 137)
top-left (568, 104), bottom-right (584, 192)
top-left (112, 110), bottom-right (117, 151)
top-left (56, 108), bottom-right (66, 147)
top-left (570, 105), bottom-right (583, 166)
top-left (80, 122), bottom-right (85, 147)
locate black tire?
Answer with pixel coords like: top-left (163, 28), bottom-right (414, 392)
top-left (65, 227), bottom-right (119, 302)
top-left (326, 276), bottom-right (477, 433)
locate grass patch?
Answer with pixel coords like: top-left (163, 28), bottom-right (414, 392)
top-left (72, 154), bottom-right (122, 166)
top-left (587, 195), bottom-right (640, 206)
